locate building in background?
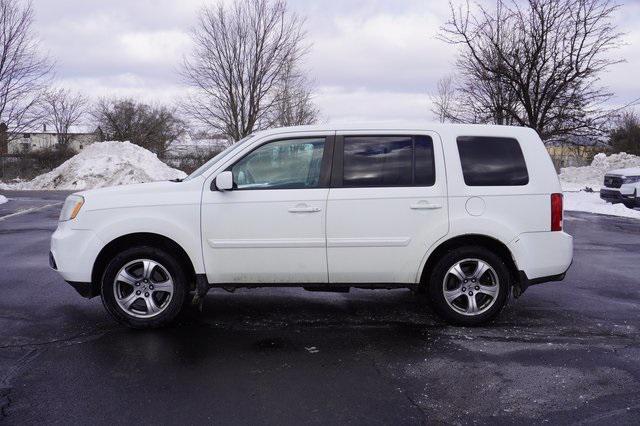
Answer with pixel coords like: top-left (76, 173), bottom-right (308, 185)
top-left (546, 138), bottom-right (611, 171)
top-left (2, 124), bottom-right (102, 154)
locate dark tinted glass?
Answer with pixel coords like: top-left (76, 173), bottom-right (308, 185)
top-left (414, 135), bottom-right (435, 186)
top-left (342, 135), bottom-right (435, 187)
top-left (457, 136), bottom-right (529, 186)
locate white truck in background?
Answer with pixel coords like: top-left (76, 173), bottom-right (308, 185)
top-left (600, 168), bottom-right (640, 209)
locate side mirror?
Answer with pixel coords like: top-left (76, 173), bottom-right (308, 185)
top-left (215, 171), bottom-right (234, 191)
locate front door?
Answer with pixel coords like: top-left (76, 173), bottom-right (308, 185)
top-left (201, 134), bottom-right (333, 284)
top-left (326, 132), bottom-right (449, 284)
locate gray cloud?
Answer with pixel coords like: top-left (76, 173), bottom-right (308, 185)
top-left (31, 0), bottom-right (640, 122)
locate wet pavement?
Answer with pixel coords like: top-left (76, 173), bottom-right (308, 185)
top-left (0, 190), bottom-right (639, 425)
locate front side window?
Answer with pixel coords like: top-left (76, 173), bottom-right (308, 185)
top-left (231, 138), bottom-right (325, 189)
top-left (342, 135), bottom-right (435, 187)
top-left (457, 136), bottom-right (529, 186)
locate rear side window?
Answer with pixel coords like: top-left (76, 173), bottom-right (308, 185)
top-left (457, 136), bottom-right (529, 186)
top-left (342, 135), bottom-right (435, 187)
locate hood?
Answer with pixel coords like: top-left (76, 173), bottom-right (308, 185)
top-left (76, 180), bottom-right (182, 198)
top-left (606, 167), bottom-right (640, 177)
top-left (76, 178), bottom-right (204, 212)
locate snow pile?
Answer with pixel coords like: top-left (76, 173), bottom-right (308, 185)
top-left (6, 141), bottom-right (186, 191)
top-left (0, 195), bottom-right (7, 205)
top-left (559, 152), bottom-right (640, 191)
top-left (564, 191), bottom-right (640, 219)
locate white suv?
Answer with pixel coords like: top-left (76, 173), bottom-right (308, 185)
top-left (600, 167), bottom-right (640, 208)
top-left (50, 124), bottom-right (573, 328)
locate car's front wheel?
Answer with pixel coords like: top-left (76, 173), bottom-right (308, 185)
top-left (428, 246), bottom-right (510, 326)
top-left (101, 246), bottom-right (187, 328)
top-left (623, 191), bottom-right (638, 209)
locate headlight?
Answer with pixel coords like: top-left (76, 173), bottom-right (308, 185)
top-left (623, 176), bottom-right (640, 184)
top-left (59, 195), bottom-right (85, 222)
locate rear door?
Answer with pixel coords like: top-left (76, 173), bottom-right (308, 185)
top-left (326, 131), bottom-right (448, 284)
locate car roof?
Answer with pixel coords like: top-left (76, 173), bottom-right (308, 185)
top-left (253, 122), bottom-right (537, 138)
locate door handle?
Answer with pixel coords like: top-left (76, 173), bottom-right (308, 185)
top-left (288, 204), bottom-right (322, 213)
top-left (410, 201), bottom-right (442, 210)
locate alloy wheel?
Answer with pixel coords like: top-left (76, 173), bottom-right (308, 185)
top-left (113, 259), bottom-right (175, 318)
top-left (442, 258), bottom-right (500, 316)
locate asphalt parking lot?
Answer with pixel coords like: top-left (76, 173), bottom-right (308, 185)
top-left (1, 190), bottom-right (639, 425)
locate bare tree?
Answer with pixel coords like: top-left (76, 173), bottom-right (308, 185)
top-left (41, 88), bottom-right (88, 147)
top-left (268, 59), bottom-right (319, 127)
top-left (609, 109), bottom-right (640, 155)
top-left (439, 0), bottom-right (624, 143)
top-left (430, 76), bottom-right (458, 123)
top-left (93, 98), bottom-right (185, 158)
top-left (181, 0), bottom-right (308, 141)
top-left (0, 0), bottom-right (52, 139)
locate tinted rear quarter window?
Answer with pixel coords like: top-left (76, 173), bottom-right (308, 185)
top-left (457, 136), bottom-right (529, 186)
top-left (414, 136), bottom-right (436, 186)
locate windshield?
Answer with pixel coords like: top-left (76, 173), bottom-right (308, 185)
top-left (183, 135), bottom-right (255, 181)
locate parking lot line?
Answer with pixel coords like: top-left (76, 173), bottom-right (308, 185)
top-left (0, 202), bottom-right (62, 222)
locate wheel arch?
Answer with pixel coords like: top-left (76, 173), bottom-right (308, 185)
top-left (91, 233), bottom-right (197, 291)
top-left (418, 234), bottom-right (520, 288)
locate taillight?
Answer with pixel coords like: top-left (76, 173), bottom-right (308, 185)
top-left (551, 193), bottom-right (563, 231)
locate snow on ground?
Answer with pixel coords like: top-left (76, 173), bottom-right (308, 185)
top-left (564, 191), bottom-right (640, 219)
top-left (2, 141), bottom-right (186, 191)
top-left (560, 152), bottom-right (640, 218)
top-left (559, 152), bottom-right (640, 191)
top-left (0, 195), bottom-right (7, 204)
top-left (0, 179), bottom-right (24, 190)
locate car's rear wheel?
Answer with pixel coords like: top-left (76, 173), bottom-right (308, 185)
top-left (101, 246), bottom-right (187, 328)
top-left (428, 246), bottom-right (510, 326)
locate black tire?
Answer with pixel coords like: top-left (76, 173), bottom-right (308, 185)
top-left (100, 246), bottom-right (187, 329)
top-left (427, 246), bottom-right (510, 326)
top-left (623, 192), bottom-right (637, 209)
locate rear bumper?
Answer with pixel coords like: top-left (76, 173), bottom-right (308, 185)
top-left (508, 231), bottom-right (573, 281)
top-left (65, 280), bottom-right (100, 298)
top-left (518, 267), bottom-right (570, 294)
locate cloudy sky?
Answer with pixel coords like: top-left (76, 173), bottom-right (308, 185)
top-left (32, 0), bottom-right (640, 124)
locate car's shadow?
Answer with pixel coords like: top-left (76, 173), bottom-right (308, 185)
top-left (186, 287), bottom-right (439, 327)
top-left (99, 287), bottom-right (563, 352)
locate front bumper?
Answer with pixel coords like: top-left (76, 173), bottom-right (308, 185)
top-left (50, 222), bottom-right (104, 295)
top-left (49, 249), bottom-right (99, 298)
top-left (600, 188), bottom-right (637, 205)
